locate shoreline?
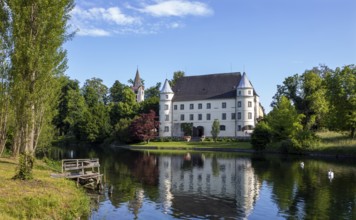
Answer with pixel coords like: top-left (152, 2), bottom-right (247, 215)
top-left (117, 145), bottom-right (356, 159)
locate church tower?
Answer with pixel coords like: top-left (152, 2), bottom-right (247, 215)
top-left (159, 79), bottom-right (174, 137)
top-left (236, 72), bottom-right (255, 137)
top-left (132, 69), bottom-right (145, 103)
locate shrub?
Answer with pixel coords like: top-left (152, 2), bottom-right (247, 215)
top-left (251, 122), bottom-right (273, 151)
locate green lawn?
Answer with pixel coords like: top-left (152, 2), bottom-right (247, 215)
top-left (130, 140), bottom-right (252, 150)
top-left (0, 157), bottom-right (90, 219)
top-left (308, 131), bottom-right (356, 156)
top-left (129, 131), bottom-right (356, 157)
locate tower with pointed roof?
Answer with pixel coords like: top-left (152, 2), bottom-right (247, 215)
top-left (158, 72), bottom-right (264, 138)
top-left (159, 79), bottom-right (174, 137)
top-left (236, 72), bottom-right (257, 137)
top-left (131, 69), bottom-right (145, 103)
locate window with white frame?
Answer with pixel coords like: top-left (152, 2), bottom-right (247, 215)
top-left (164, 104), bottom-right (169, 110)
top-left (231, 113), bottom-right (236, 120)
top-left (207, 113), bottom-right (211, 120)
top-left (248, 112), bottom-right (252, 119)
top-left (238, 101), bottom-right (241, 107)
top-left (198, 114), bottom-right (202, 120)
top-left (165, 115), bottom-right (169, 121)
top-left (207, 103), bottom-right (211, 109)
top-left (238, 112), bottom-right (241, 119)
top-left (190, 114), bottom-right (194, 121)
top-left (198, 103), bottom-right (202, 109)
top-left (164, 126), bottom-right (169, 132)
top-left (180, 104), bottom-right (184, 110)
top-left (180, 114), bottom-right (185, 121)
top-left (190, 104), bottom-right (194, 110)
top-left (222, 102), bottom-right (226, 108)
top-left (222, 113), bottom-right (226, 120)
top-left (248, 101), bottom-right (252, 107)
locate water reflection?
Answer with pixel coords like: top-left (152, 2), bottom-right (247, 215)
top-left (51, 147), bottom-right (356, 219)
top-left (158, 154), bottom-right (260, 219)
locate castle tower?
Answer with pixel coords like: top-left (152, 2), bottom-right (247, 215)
top-left (159, 79), bottom-right (174, 137)
top-left (236, 72), bottom-right (255, 137)
top-left (132, 69), bottom-right (145, 103)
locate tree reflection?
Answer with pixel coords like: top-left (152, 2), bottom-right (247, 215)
top-left (251, 155), bottom-right (356, 219)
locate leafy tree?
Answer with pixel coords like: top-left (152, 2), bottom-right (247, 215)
top-left (170, 71), bottom-right (185, 87)
top-left (53, 76), bottom-right (81, 136)
top-left (0, 1), bottom-right (12, 156)
top-left (109, 80), bottom-right (126, 103)
top-left (181, 123), bottom-right (193, 136)
top-left (325, 65), bottom-right (356, 138)
top-left (82, 78), bottom-right (109, 106)
top-left (272, 66), bottom-right (331, 130)
top-left (5, 0), bottom-right (74, 155)
top-left (130, 110), bottom-right (159, 143)
top-left (144, 82), bottom-right (161, 100)
top-left (65, 86), bottom-right (87, 139)
top-left (113, 118), bottom-right (133, 143)
top-left (251, 121), bottom-right (273, 151)
top-left (139, 96), bottom-right (159, 115)
top-left (211, 119), bottom-right (220, 142)
top-left (268, 96), bottom-right (304, 141)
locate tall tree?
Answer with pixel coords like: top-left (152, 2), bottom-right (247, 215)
top-left (170, 71), bottom-right (185, 87)
top-left (268, 96), bottom-right (304, 141)
top-left (81, 78), bottom-right (111, 143)
top-left (53, 76), bottom-right (81, 136)
top-left (211, 119), bottom-right (220, 142)
top-left (0, 3), bottom-right (11, 156)
top-left (109, 80), bottom-right (126, 103)
top-left (5, 0), bottom-right (74, 155)
top-left (325, 65), bottom-right (356, 138)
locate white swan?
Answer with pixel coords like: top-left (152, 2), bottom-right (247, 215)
top-left (328, 170), bottom-right (334, 180)
top-left (300, 162), bottom-right (304, 169)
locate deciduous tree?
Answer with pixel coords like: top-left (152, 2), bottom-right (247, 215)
top-left (130, 110), bottom-right (159, 143)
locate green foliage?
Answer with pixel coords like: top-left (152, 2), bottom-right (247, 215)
top-left (268, 96), bottom-right (304, 141)
top-left (109, 80), bottom-right (126, 103)
top-left (13, 153), bottom-right (35, 180)
top-left (114, 118), bottom-right (133, 143)
top-left (181, 123), bottom-right (193, 136)
top-left (211, 119), bottom-right (220, 142)
top-left (251, 121), bottom-right (272, 151)
top-left (169, 71), bottom-right (185, 87)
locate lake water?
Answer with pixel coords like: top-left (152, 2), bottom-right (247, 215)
top-left (54, 147), bottom-right (356, 220)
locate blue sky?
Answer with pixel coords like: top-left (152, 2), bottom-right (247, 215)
top-left (65, 0), bottom-right (356, 112)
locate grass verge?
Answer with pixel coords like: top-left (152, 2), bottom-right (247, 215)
top-left (0, 157), bottom-right (90, 219)
top-left (130, 140), bottom-right (252, 151)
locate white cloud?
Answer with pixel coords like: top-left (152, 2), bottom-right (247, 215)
top-left (139, 0), bottom-right (213, 17)
top-left (76, 28), bottom-right (111, 37)
top-left (72, 6), bottom-right (140, 25)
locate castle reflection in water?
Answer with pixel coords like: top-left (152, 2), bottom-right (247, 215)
top-left (157, 154), bottom-right (261, 219)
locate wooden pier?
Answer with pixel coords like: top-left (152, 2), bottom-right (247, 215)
top-left (52, 158), bottom-right (103, 190)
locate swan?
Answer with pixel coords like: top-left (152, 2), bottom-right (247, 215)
top-left (300, 162), bottom-right (304, 169)
top-left (328, 170), bottom-right (334, 180)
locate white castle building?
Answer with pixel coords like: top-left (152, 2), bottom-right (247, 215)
top-left (159, 72), bottom-right (264, 138)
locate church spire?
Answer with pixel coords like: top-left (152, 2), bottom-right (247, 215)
top-left (133, 68), bottom-right (142, 88)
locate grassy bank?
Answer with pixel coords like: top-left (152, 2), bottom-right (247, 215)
top-left (308, 131), bottom-right (356, 156)
top-left (129, 131), bottom-right (356, 157)
top-left (130, 140), bottom-right (252, 151)
top-left (0, 157), bottom-right (90, 219)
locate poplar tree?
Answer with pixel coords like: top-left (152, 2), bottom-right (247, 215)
top-left (4, 0), bottom-right (74, 155)
top-left (0, 2), bottom-right (12, 156)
